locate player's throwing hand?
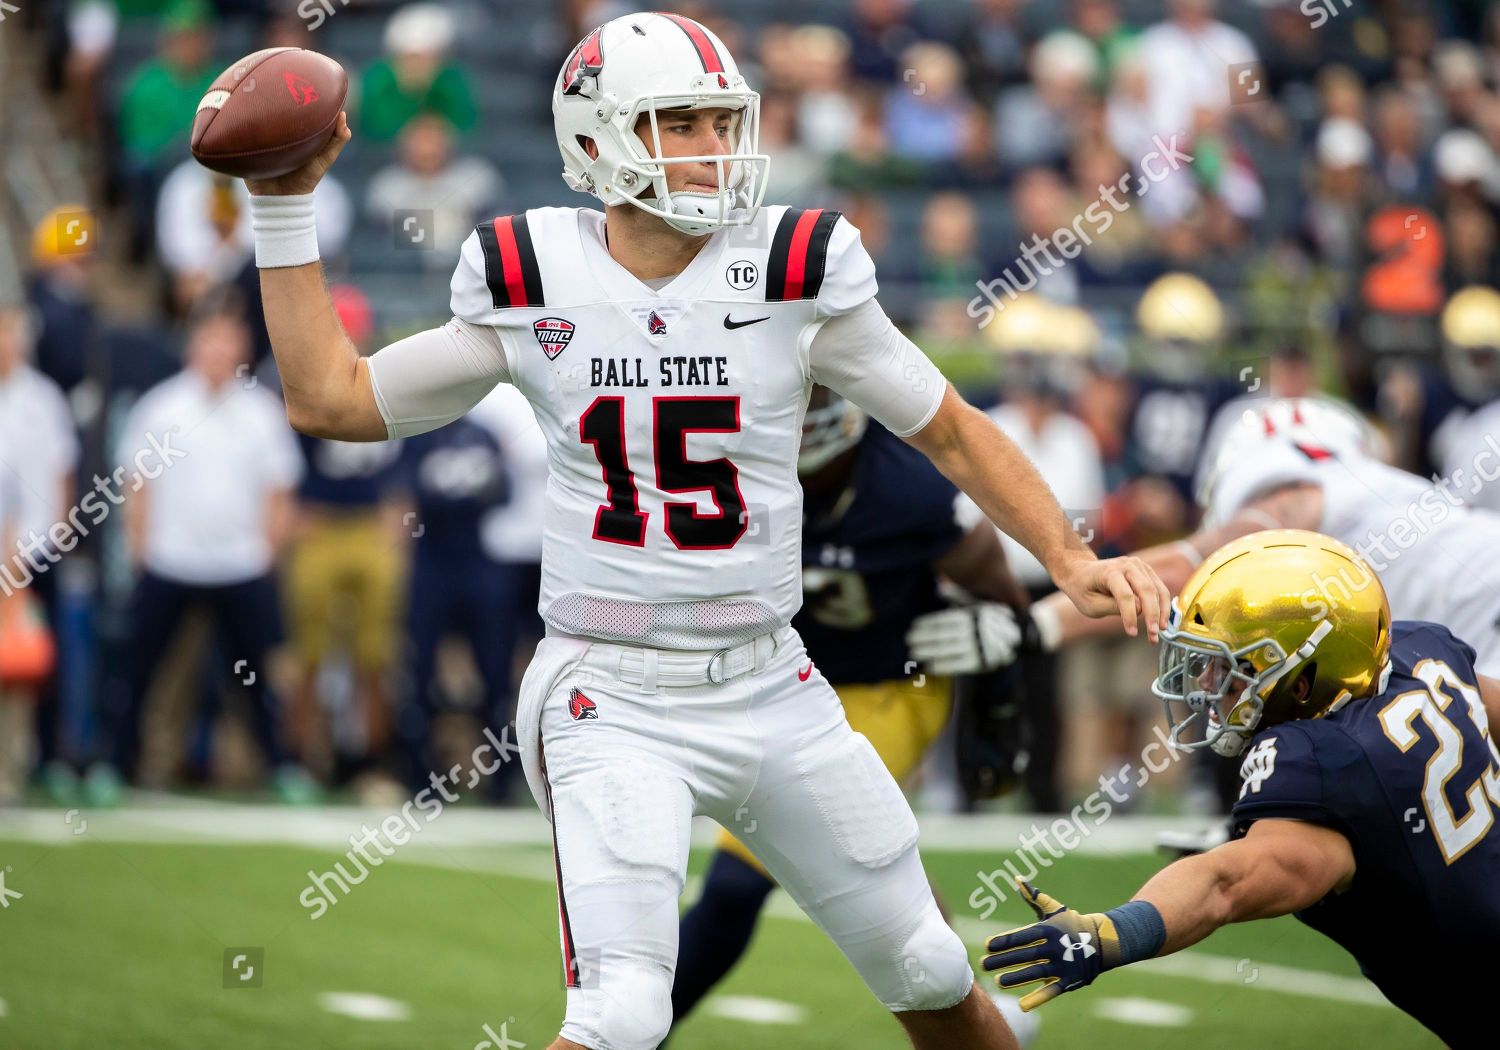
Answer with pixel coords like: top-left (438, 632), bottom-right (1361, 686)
top-left (1052, 552), bottom-right (1171, 642)
top-left (245, 111), bottom-right (352, 198)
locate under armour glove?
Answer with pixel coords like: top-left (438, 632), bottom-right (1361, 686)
top-left (981, 879), bottom-right (1165, 1011)
top-left (905, 603), bottom-right (1022, 675)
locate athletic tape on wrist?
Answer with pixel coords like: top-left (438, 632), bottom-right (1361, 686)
top-left (250, 193), bottom-right (319, 268)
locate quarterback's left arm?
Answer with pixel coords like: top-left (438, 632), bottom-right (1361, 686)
top-left (908, 387), bottom-right (1169, 640)
top-left (982, 819), bottom-right (1354, 1010)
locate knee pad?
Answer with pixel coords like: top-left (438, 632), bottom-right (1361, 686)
top-left (879, 902), bottom-right (975, 1013)
top-left (562, 962), bottom-right (674, 1050)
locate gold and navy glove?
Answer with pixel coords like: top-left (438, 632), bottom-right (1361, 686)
top-left (981, 879), bottom-right (1165, 1011)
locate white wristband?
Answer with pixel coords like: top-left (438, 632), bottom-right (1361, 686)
top-left (1030, 600), bottom-right (1062, 653)
top-left (1173, 539), bottom-right (1204, 568)
top-left (250, 193), bottom-right (319, 268)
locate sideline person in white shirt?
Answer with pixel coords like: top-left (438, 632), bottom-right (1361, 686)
top-left (105, 307), bottom-right (312, 798)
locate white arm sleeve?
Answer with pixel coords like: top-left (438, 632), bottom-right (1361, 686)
top-left (365, 317), bottom-right (513, 439)
top-left (808, 298), bottom-right (946, 438)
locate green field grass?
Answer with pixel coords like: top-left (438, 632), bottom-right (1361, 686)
top-left (0, 815), bottom-right (1442, 1049)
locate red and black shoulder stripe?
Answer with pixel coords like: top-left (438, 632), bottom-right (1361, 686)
top-left (765, 208), bottom-right (841, 302)
top-left (476, 214), bottom-right (546, 310)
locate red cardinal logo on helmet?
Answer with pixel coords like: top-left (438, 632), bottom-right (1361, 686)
top-left (562, 27), bottom-right (605, 96)
top-left (569, 687), bottom-right (598, 720)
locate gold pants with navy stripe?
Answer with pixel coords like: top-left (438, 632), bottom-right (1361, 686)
top-left (716, 673), bottom-right (954, 875)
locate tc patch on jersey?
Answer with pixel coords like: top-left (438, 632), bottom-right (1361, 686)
top-left (533, 317), bottom-right (575, 359)
top-left (569, 687), bottom-right (598, 720)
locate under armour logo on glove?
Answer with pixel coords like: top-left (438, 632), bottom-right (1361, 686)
top-left (1060, 933), bottom-right (1095, 962)
top-left (981, 879), bottom-right (1124, 1011)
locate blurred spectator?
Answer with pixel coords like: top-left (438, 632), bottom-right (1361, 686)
top-left (1435, 40), bottom-right (1490, 129)
top-left (842, 0), bottom-right (928, 84)
top-left (365, 115), bottom-right (505, 269)
top-left (105, 307), bottom-right (312, 800)
top-left (908, 192), bottom-right (985, 301)
top-left (117, 0), bottom-right (218, 255)
top-left (1372, 87), bottom-right (1434, 200)
top-left (884, 42), bottom-right (975, 164)
top-left (0, 304), bottom-right (80, 793)
top-left (28, 205), bottom-right (100, 396)
top-left (157, 159), bottom-right (352, 311)
top-left (1070, 0), bottom-right (1136, 85)
top-left (994, 31), bottom-right (1098, 171)
top-left (284, 287), bottom-right (406, 794)
top-left (1433, 127), bottom-right (1500, 205)
top-left (759, 91), bottom-right (826, 202)
top-left (0, 461), bottom-right (53, 806)
top-left (1134, 0), bottom-right (1257, 137)
top-left (1006, 168), bottom-right (1083, 303)
top-left (359, 3), bottom-right (477, 143)
top-left (790, 26), bottom-right (861, 158)
top-left (1304, 117), bottom-right (1377, 268)
top-left (957, 0), bottom-right (1030, 104)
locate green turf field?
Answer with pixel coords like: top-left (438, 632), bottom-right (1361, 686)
top-left (0, 810), bottom-right (1442, 1049)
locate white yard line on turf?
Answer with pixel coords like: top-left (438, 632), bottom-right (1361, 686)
top-left (703, 995), bottom-right (806, 1025)
top-left (317, 992), bottom-right (412, 1022)
top-left (0, 802), bottom-right (1209, 854)
top-left (1092, 997), bottom-right (1193, 1027)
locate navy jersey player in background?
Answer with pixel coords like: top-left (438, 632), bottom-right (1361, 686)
top-left (982, 530), bottom-right (1500, 1049)
top-left (672, 387), bottom-right (1034, 1038)
top-left (391, 410), bottom-right (511, 794)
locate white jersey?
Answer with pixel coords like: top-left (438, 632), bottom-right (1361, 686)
top-left (1205, 442), bottom-right (1500, 673)
top-left (370, 204), bottom-right (945, 650)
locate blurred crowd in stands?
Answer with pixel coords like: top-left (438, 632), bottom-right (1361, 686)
top-left (3, 0), bottom-right (1500, 812)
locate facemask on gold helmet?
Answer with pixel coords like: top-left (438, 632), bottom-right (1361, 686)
top-left (1153, 530), bottom-right (1392, 757)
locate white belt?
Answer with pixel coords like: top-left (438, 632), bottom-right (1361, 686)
top-left (615, 630), bottom-right (782, 691)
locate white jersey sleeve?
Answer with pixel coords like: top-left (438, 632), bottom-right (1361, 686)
top-left (809, 299), bottom-right (946, 437)
top-left (815, 215), bottom-right (879, 317)
top-left (365, 318), bottom-right (513, 439)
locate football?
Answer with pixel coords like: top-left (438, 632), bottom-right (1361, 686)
top-left (189, 47), bottom-right (347, 180)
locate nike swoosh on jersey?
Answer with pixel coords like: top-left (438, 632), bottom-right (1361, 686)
top-left (797, 662), bottom-right (813, 681)
top-left (723, 315), bottom-right (770, 330)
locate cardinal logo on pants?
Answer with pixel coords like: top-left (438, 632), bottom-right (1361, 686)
top-left (569, 687), bottom-right (598, 721)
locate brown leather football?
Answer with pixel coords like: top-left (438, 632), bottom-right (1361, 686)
top-left (190, 48), bottom-right (347, 180)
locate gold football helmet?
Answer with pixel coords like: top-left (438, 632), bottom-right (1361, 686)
top-left (1136, 273), bottom-right (1224, 345)
top-left (1153, 530), bottom-right (1392, 757)
top-left (1441, 286), bottom-right (1500, 402)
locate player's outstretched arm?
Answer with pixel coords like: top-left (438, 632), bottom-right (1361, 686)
top-left (981, 819), bottom-right (1353, 1010)
top-left (245, 113), bottom-right (386, 441)
top-left (1027, 481), bottom-right (1324, 654)
top-left (1479, 675), bottom-right (1500, 740)
top-left (907, 386), bottom-right (1170, 640)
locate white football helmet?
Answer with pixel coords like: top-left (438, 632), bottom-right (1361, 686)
top-left (1196, 396), bottom-right (1378, 509)
top-left (553, 12), bottom-right (770, 236)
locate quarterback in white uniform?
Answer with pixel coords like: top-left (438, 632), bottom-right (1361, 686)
top-left (240, 13), bottom-right (1168, 1050)
top-left (1030, 397), bottom-right (1500, 676)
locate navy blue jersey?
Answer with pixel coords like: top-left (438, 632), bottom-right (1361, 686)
top-left (1231, 621), bottom-right (1500, 1047)
top-left (794, 423), bottom-right (964, 685)
top-left (297, 434), bottom-right (403, 508)
top-left (1125, 376), bottom-right (1240, 500)
top-left (396, 418), bottom-right (509, 560)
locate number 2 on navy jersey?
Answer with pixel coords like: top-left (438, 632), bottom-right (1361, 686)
top-left (1378, 659), bottom-right (1500, 864)
top-left (580, 395), bottom-right (748, 550)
